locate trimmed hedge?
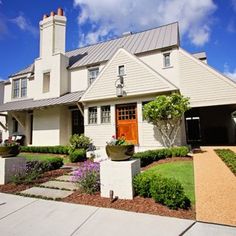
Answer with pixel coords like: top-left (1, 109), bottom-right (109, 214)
top-left (215, 149), bottom-right (236, 175)
top-left (69, 149), bottom-right (86, 163)
top-left (133, 146), bottom-right (189, 167)
top-left (133, 172), bottom-right (191, 209)
top-left (20, 145), bottom-right (69, 155)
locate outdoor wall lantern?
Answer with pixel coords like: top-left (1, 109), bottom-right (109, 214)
top-left (115, 76), bottom-right (124, 97)
top-left (231, 111), bottom-right (236, 124)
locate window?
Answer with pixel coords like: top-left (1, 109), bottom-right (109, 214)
top-left (21, 78), bottom-right (27, 97)
top-left (88, 107), bottom-right (97, 124)
top-left (43, 72), bottom-right (50, 93)
top-left (88, 68), bottom-right (99, 86)
top-left (118, 65), bottom-right (125, 76)
top-left (101, 106), bottom-right (111, 123)
top-left (163, 53), bottom-right (171, 67)
top-left (13, 79), bottom-right (20, 98)
top-left (12, 118), bottom-right (18, 133)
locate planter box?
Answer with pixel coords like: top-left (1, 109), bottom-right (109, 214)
top-left (105, 145), bottom-right (134, 161)
top-left (0, 145), bottom-right (20, 158)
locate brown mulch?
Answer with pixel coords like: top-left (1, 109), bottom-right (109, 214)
top-left (63, 192), bottom-right (195, 220)
top-left (141, 157), bottom-right (193, 171)
top-left (0, 168), bottom-right (71, 194)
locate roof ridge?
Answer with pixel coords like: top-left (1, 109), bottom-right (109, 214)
top-left (66, 22), bottom-right (179, 54)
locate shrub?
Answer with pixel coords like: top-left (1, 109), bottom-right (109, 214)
top-left (150, 176), bottom-right (191, 210)
top-left (20, 145), bottom-right (69, 155)
top-left (133, 172), bottom-right (153, 198)
top-left (72, 161), bottom-right (100, 194)
top-left (69, 149), bottom-right (86, 163)
top-left (44, 157), bottom-right (64, 170)
top-left (133, 146), bottom-right (189, 167)
top-left (69, 134), bottom-right (91, 152)
top-left (215, 149), bottom-right (236, 175)
top-left (133, 172), bottom-right (191, 209)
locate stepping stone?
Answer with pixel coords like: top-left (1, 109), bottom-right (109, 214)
top-left (40, 181), bottom-right (79, 191)
top-left (20, 187), bottom-right (73, 199)
top-left (55, 175), bottom-right (73, 182)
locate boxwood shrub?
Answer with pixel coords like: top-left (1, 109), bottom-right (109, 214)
top-left (133, 172), bottom-right (191, 209)
top-left (20, 145), bottom-right (69, 155)
top-left (69, 149), bottom-right (86, 163)
top-left (133, 146), bottom-right (189, 167)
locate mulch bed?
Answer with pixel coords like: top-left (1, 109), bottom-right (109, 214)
top-left (141, 157), bottom-right (193, 171)
top-left (63, 192), bottom-right (195, 220)
top-left (0, 168), bottom-right (71, 194)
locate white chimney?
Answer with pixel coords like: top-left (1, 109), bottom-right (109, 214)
top-left (39, 8), bottom-right (66, 58)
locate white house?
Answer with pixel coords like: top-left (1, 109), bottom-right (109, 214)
top-left (0, 8), bottom-right (235, 149)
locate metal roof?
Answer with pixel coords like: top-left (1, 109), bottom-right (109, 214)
top-left (10, 64), bottom-right (34, 77)
top-left (11, 22), bottom-right (179, 77)
top-left (192, 52), bottom-right (207, 60)
top-left (0, 91), bottom-right (84, 112)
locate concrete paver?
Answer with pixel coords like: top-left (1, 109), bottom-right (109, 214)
top-left (20, 187), bottom-right (73, 199)
top-left (55, 175), bottom-right (73, 182)
top-left (40, 180), bottom-right (78, 190)
top-left (194, 147), bottom-right (236, 226)
top-left (184, 222), bottom-right (236, 236)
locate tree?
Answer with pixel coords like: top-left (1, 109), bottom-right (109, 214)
top-left (143, 93), bottom-right (190, 147)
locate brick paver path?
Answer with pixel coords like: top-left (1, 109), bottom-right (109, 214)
top-left (193, 147), bottom-right (236, 226)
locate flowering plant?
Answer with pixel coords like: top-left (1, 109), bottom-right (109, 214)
top-left (72, 161), bottom-right (100, 194)
top-left (106, 135), bottom-right (130, 146)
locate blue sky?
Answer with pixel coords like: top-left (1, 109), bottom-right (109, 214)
top-left (0, 0), bottom-right (236, 81)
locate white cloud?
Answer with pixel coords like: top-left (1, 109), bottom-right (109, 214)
top-left (227, 20), bottom-right (236, 33)
top-left (0, 1), bottom-right (2, 5)
top-left (224, 63), bottom-right (236, 82)
top-left (10, 13), bottom-right (37, 36)
top-left (74, 0), bottom-right (217, 47)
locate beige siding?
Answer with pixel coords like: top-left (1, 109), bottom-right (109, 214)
top-left (179, 49), bottom-right (236, 107)
top-left (81, 48), bottom-right (176, 102)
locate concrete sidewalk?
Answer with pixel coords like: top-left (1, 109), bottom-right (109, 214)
top-left (0, 193), bottom-right (235, 236)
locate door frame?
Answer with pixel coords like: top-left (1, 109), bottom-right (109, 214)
top-left (115, 103), bottom-right (139, 145)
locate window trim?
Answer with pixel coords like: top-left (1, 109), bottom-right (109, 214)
top-left (163, 52), bottom-right (171, 68)
top-left (88, 67), bottom-right (99, 86)
top-left (42, 72), bottom-right (50, 93)
top-left (12, 77), bottom-right (27, 99)
top-left (101, 105), bottom-right (111, 124)
top-left (118, 65), bottom-right (126, 77)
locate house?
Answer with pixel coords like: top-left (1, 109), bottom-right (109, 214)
top-left (0, 81), bottom-right (8, 144)
top-left (0, 8), bottom-right (235, 149)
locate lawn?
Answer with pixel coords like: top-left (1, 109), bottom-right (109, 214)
top-left (145, 161), bottom-right (195, 204)
top-left (18, 153), bottom-right (70, 164)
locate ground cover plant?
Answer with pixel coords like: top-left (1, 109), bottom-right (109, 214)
top-left (215, 149), bottom-right (236, 175)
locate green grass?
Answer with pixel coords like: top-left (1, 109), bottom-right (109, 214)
top-left (145, 161), bottom-right (195, 204)
top-left (18, 153), bottom-right (70, 164)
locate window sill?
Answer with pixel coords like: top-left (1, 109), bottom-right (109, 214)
top-left (162, 66), bottom-right (173, 69)
top-left (11, 96), bottom-right (28, 101)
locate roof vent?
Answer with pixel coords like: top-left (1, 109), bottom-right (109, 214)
top-left (122, 31), bottom-right (132, 37)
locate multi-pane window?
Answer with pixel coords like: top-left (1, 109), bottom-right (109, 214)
top-left (88, 107), bottom-right (97, 124)
top-left (118, 65), bottom-right (125, 76)
top-left (12, 78), bottom-right (27, 98)
top-left (101, 106), bottom-right (111, 123)
top-left (88, 68), bottom-right (99, 85)
top-left (43, 72), bottom-right (50, 93)
top-left (21, 78), bottom-right (27, 97)
top-left (13, 79), bottom-right (20, 98)
top-left (163, 53), bottom-right (171, 67)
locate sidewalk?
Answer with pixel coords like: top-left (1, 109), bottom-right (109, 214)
top-left (0, 193), bottom-right (235, 236)
top-left (193, 147), bottom-right (236, 226)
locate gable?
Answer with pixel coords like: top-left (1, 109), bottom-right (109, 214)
top-left (81, 48), bottom-right (177, 102)
top-left (179, 48), bottom-right (236, 107)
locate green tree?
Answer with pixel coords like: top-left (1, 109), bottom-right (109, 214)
top-left (143, 93), bottom-right (190, 147)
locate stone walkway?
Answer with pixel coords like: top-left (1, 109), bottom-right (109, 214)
top-left (20, 172), bottom-right (77, 200)
top-left (193, 147), bottom-right (236, 226)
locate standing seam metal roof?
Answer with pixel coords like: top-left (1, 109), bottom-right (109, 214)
top-left (10, 22), bottom-right (179, 77)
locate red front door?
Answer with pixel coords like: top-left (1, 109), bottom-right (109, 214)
top-left (116, 103), bottom-right (138, 145)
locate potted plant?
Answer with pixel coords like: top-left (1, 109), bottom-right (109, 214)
top-left (106, 135), bottom-right (134, 161)
top-left (0, 141), bottom-right (20, 158)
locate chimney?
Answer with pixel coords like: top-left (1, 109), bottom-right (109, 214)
top-left (39, 8), bottom-right (67, 58)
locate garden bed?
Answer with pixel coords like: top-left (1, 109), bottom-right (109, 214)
top-left (0, 168), bottom-right (71, 194)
